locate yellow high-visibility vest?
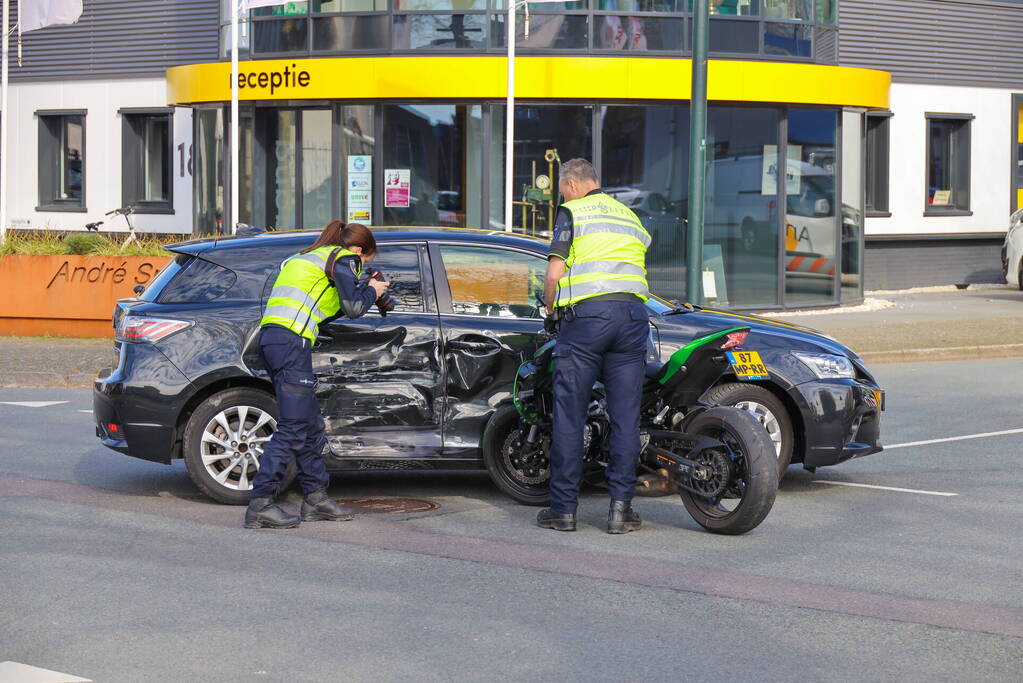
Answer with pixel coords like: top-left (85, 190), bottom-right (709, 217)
top-left (554, 193), bottom-right (651, 308)
top-left (260, 246), bottom-right (359, 343)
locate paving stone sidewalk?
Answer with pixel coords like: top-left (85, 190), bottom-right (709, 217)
top-left (3, 284), bottom-right (1022, 387)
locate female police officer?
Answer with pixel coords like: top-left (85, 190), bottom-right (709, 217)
top-left (244, 221), bottom-right (389, 529)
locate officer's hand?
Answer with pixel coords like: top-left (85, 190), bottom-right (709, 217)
top-left (369, 279), bottom-right (390, 297)
top-left (543, 314), bottom-right (558, 334)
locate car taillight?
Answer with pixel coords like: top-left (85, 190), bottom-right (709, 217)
top-left (721, 331), bottom-right (748, 350)
top-left (116, 315), bottom-right (191, 343)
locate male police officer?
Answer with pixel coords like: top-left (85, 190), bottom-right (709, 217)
top-left (538, 158), bottom-right (651, 534)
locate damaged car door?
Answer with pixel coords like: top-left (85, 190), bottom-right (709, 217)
top-left (431, 243), bottom-right (547, 456)
top-left (312, 243), bottom-right (444, 459)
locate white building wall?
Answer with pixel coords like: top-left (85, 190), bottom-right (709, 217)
top-left (6, 77), bottom-right (192, 235)
top-left (867, 82), bottom-right (1011, 237)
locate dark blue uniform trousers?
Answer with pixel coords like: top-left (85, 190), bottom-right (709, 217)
top-left (549, 299), bottom-right (649, 514)
top-left (249, 325), bottom-right (330, 499)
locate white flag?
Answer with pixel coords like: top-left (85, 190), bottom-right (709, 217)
top-left (243, 0), bottom-right (293, 8)
top-left (19, 0), bottom-right (83, 33)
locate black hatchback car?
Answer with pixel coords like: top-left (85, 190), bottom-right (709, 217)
top-left (94, 228), bottom-right (883, 504)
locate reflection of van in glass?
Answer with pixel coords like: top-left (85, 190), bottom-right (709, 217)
top-left (786, 166), bottom-right (836, 260)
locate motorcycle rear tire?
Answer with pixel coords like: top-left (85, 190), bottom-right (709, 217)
top-left (678, 406), bottom-right (778, 535)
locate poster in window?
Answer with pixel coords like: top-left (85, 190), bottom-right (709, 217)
top-left (384, 169), bottom-right (411, 208)
top-left (346, 155), bottom-right (373, 223)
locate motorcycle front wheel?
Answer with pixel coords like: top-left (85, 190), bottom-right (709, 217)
top-left (482, 404), bottom-right (551, 506)
top-left (678, 406), bottom-right (778, 535)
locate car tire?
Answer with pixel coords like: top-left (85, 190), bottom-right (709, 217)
top-left (182, 387), bottom-right (296, 505)
top-left (1017, 259), bottom-right (1022, 292)
top-left (482, 404), bottom-right (550, 506)
top-left (702, 383), bottom-right (794, 480)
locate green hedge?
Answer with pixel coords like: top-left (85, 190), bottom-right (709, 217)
top-left (0, 233), bottom-right (173, 257)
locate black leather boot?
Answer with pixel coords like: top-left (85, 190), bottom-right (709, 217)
top-left (300, 489), bottom-right (354, 522)
top-left (244, 496), bottom-right (300, 529)
top-left (537, 508), bottom-right (577, 531)
top-left (607, 500), bottom-right (641, 534)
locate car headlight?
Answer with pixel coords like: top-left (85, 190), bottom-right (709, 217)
top-left (792, 352), bottom-right (856, 379)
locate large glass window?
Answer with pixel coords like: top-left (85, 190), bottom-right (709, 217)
top-left (382, 105), bottom-right (480, 228)
top-left (194, 108), bottom-right (224, 235)
top-left (602, 105), bottom-right (689, 300)
top-left (489, 104), bottom-right (593, 234)
top-left (302, 109), bottom-right (333, 228)
top-left (925, 114), bottom-right (972, 214)
top-left (255, 108), bottom-right (335, 230)
top-left (263, 109), bottom-right (298, 229)
top-left (785, 108), bottom-right (837, 305)
top-left (313, 16), bottom-right (389, 51)
top-left (841, 110), bottom-right (863, 301)
top-left (705, 106), bottom-right (780, 307)
top-left (865, 112), bottom-right (890, 215)
top-left (340, 105), bottom-right (375, 224)
top-left (38, 112), bottom-right (85, 210)
top-left (122, 111), bottom-right (172, 213)
top-left (763, 22), bottom-right (811, 57)
top-left (490, 14), bottom-right (589, 50)
top-left (394, 14), bottom-right (487, 50)
top-left (224, 0), bottom-right (835, 60)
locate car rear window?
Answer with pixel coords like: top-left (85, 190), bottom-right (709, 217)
top-left (156, 257), bottom-right (237, 303)
top-left (138, 254), bottom-right (189, 302)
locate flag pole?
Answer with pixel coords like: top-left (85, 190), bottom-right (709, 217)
top-left (230, 0), bottom-right (240, 236)
top-left (1, 0), bottom-right (9, 242)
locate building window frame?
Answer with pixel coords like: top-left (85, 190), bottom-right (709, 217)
top-left (120, 107), bottom-right (175, 214)
top-left (924, 112), bottom-right (973, 217)
top-left (864, 111), bottom-right (890, 217)
top-left (37, 109), bottom-right (87, 213)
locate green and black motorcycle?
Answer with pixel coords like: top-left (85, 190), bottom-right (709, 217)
top-left (482, 321), bottom-right (779, 535)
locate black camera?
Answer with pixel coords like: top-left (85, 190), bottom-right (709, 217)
top-left (362, 269), bottom-right (395, 316)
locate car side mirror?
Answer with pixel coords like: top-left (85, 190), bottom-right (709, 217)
top-left (814, 198), bottom-right (831, 216)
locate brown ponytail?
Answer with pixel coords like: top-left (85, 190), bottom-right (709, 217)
top-left (303, 220), bottom-right (378, 257)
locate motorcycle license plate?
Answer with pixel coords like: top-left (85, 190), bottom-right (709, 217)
top-left (727, 351), bottom-right (768, 380)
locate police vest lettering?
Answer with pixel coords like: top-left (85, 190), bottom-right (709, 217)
top-left (554, 193), bottom-right (651, 308)
top-left (260, 246), bottom-right (359, 343)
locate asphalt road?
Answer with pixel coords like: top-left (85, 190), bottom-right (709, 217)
top-left (2, 358), bottom-right (1022, 682)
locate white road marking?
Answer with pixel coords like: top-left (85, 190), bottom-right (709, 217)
top-left (77, 410), bottom-right (92, 414)
top-left (886, 427), bottom-right (1023, 450)
top-left (0, 401), bottom-right (69, 408)
top-left (0, 661), bottom-right (92, 682)
top-left (813, 480), bottom-right (958, 497)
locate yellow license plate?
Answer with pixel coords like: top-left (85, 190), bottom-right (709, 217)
top-left (726, 350), bottom-right (769, 380)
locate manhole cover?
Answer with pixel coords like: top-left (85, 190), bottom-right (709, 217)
top-left (341, 497), bottom-right (439, 514)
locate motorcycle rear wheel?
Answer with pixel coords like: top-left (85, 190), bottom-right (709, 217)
top-left (678, 406), bottom-right (778, 534)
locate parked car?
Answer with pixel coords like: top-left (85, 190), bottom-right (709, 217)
top-left (1002, 208), bottom-right (1023, 288)
top-left (93, 228), bottom-right (884, 504)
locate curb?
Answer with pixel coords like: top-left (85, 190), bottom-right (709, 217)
top-left (0, 371), bottom-right (97, 388)
top-left (859, 343), bottom-right (1023, 365)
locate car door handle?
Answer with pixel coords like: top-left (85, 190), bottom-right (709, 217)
top-left (448, 339), bottom-right (502, 354)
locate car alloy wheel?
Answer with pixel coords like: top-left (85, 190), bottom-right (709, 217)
top-left (199, 405), bottom-right (276, 492)
top-left (733, 400), bottom-right (782, 458)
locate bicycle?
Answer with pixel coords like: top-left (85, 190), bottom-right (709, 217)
top-left (85, 205), bottom-right (140, 250)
